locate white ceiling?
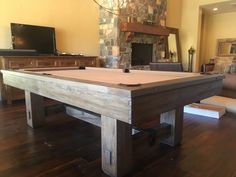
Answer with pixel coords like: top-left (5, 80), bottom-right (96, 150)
top-left (201, 0), bottom-right (236, 14)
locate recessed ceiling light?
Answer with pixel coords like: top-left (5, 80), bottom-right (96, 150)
top-left (213, 7), bottom-right (218, 11)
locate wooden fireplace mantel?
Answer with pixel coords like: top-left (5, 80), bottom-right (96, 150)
top-left (120, 22), bottom-right (169, 36)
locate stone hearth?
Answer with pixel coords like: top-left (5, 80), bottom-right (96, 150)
top-left (99, 0), bottom-right (167, 68)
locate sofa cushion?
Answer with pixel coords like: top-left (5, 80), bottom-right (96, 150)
top-left (213, 56), bottom-right (235, 73)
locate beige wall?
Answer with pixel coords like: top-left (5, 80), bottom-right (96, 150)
top-left (166, 0), bottom-right (182, 28)
top-left (202, 11), bottom-right (236, 63)
top-left (0, 0), bottom-right (99, 55)
top-left (180, 0), bottom-right (230, 71)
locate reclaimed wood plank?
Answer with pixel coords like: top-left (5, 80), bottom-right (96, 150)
top-left (65, 105), bottom-right (101, 127)
top-left (101, 116), bottom-right (132, 177)
top-left (1, 71), bottom-right (132, 123)
top-left (131, 79), bottom-right (222, 127)
top-left (25, 91), bottom-right (45, 128)
top-left (160, 108), bottom-right (183, 146)
top-left (120, 22), bottom-right (169, 36)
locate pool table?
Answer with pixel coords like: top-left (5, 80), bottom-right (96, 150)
top-left (1, 67), bottom-right (224, 177)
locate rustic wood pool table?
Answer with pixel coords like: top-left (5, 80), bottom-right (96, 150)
top-left (1, 67), bottom-right (224, 177)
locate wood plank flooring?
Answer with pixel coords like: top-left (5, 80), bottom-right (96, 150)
top-left (0, 100), bottom-right (236, 177)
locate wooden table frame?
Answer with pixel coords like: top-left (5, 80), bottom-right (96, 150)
top-left (1, 68), bottom-right (223, 177)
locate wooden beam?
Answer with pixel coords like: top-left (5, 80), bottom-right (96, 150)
top-left (120, 22), bottom-right (169, 36)
top-left (160, 107), bottom-right (183, 146)
top-left (65, 105), bottom-right (101, 127)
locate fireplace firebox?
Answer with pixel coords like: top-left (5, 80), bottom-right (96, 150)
top-left (131, 43), bottom-right (153, 66)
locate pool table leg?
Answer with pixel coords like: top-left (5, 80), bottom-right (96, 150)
top-left (160, 107), bottom-right (183, 147)
top-left (101, 115), bottom-right (132, 177)
top-left (25, 91), bottom-right (45, 128)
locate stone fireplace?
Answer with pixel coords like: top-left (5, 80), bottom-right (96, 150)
top-left (99, 0), bottom-right (168, 68)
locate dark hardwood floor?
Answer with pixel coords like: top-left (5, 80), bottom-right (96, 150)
top-left (0, 100), bottom-right (236, 177)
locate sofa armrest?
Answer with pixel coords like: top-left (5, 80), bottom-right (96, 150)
top-left (223, 73), bottom-right (236, 90)
top-left (201, 63), bottom-right (215, 72)
top-left (219, 73), bottom-right (236, 99)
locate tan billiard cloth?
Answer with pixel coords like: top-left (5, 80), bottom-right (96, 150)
top-left (36, 67), bottom-right (200, 85)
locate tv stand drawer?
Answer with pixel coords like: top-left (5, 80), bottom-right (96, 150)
top-left (58, 59), bottom-right (78, 67)
top-left (36, 59), bottom-right (57, 67)
top-left (8, 59), bottom-right (35, 69)
top-left (78, 58), bottom-right (96, 67)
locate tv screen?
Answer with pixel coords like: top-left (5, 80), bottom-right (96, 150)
top-left (11, 23), bottom-right (57, 55)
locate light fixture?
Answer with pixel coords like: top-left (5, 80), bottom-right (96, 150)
top-left (213, 7), bottom-right (218, 11)
top-left (92, 0), bottom-right (145, 17)
top-left (93, 0), bottom-right (127, 15)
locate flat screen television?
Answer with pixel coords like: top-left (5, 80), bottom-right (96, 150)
top-left (11, 23), bottom-right (57, 55)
